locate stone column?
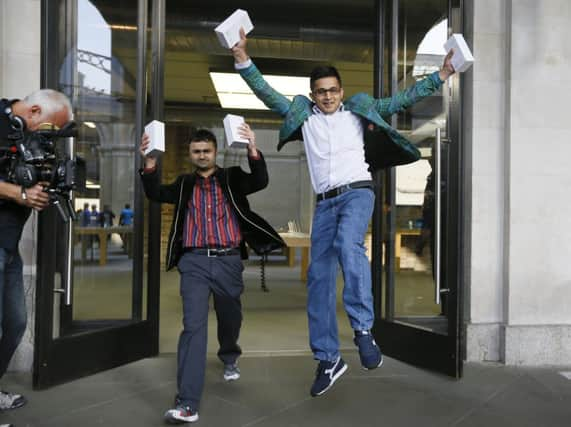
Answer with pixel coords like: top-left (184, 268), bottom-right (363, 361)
top-left (502, 0), bottom-right (571, 365)
top-left (464, 0), bottom-right (508, 363)
top-left (466, 0), bottom-right (571, 365)
top-left (0, 0), bottom-right (41, 372)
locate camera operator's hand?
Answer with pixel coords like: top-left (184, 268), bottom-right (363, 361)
top-left (140, 133), bottom-right (157, 170)
top-left (22, 183), bottom-right (50, 210)
top-left (0, 181), bottom-right (49, 210)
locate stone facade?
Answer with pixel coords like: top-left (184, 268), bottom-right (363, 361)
top-left (0, 0), bottom-right (41, 372)
top-left (464, 0), bottom-right (571, 365)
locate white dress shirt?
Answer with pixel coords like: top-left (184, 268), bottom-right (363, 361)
top-left (302, 104), bottom-right (372, 194)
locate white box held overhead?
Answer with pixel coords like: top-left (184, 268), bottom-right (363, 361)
top-left (223, 114), bottom-right (250, 148)
top-left (444, 34), bottom-right (474, 72)
top-left (215, 9), bottom-right (254, 49)
top-left (144, 120), bottom-right (165, 156)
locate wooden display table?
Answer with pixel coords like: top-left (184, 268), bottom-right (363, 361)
top-left (279, 232), bottom-right (311, 281)
top-left (395, 228), bottom-right (421, 271)
top-left (75, 226), bottom-right (134, 266)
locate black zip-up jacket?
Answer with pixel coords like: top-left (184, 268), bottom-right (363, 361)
top-left (140, 151), bottom-right (285, 270)
top-left (0, 98), bottom-right (32, 250)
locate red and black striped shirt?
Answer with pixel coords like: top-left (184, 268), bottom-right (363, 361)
top-left (182, 174), bottom-right (241, 248)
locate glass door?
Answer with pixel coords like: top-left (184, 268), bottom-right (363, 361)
top-left (372, 0), bottom-right (464, 377)
top-left (34, 0), bottom-right (161, 388)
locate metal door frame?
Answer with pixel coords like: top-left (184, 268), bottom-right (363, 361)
top-left (33, 0), bottom-right (164, 388)
top-left (371, 0), bottom-right (465, 378)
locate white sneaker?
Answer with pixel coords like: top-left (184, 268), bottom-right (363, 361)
top-left (0, 390), bottom-right (26, 410)
top-left (164, 405), bottom-right (199, 423)
top-left (223, 363), bottom-right (240, 381)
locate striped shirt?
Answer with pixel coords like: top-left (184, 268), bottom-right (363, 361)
top-left (182, 174), bottom-right (242, 248)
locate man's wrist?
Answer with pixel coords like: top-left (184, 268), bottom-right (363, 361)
top-left (234, 57), bottom-right (252, 70)
top-left (438, 70), bottom-right (450, 82)
top-left (0, 181), bottom-right (23, 203)
top-left (143, 164), bottom-right (157, 174)
top-left (247, 148), bottom-right (260, 159)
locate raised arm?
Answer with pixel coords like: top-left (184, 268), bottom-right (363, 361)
top-left (139, 133), bottom-right (181, 204)
top-left (230, 28), bottom-right (292, 116)
top-left (235, 122), bottom-right (268, 195)
top-left (374, 49), bottom-right (456, 117)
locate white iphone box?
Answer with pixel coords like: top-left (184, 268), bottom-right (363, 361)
top-left (223, 114), bottom-right (249, 148)
top-left (444, 34), bottom-right (474, 72)
top-left (215, 9), bottom-right (254, 49)
top-left (144, 120), bottom-right (165, 156)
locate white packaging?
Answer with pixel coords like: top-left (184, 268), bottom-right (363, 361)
top-left (144, 120), bottom-right (165, 156)
top-left (444, 33), bottom-right (474, 73)
top-left (223, 114), bottom-right (249, 148)
top-left (215, 9), bottom-right (254, 49)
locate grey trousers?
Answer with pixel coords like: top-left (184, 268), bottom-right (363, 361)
top-left (176, 252), bottom-right (244, 410)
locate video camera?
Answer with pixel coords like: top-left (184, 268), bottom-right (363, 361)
top-left (1, 122), bottom-right (86, 222)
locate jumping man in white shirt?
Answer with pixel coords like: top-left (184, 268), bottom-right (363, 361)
top-left (230, 28), bottom-right (455, 396)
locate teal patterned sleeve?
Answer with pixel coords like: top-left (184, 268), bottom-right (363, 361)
top-left (374, 71), bottom-right (443, 117)
top-left (238, 62), bottom-right (292, 116)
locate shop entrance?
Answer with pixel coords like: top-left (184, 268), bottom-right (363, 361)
top-left (35, 0), bottom-right (464, 388)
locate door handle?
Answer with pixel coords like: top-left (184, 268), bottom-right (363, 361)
top-left (435, 128), bottom-right (442, 305)
top-left (63, 135), bottom-right (74, 306)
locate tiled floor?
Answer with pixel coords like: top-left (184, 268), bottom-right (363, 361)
top-left (3, 354), bottom-right (571, 426)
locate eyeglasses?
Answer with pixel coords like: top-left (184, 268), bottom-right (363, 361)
top-left (312, 87), bottom-right (341, 97)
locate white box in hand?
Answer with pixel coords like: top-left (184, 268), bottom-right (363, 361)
top-left (223, 114), bottom-right (249, 148)
top-left (215, 9), bottom-right (254, 49)
top-left (144, 120), bottom-right (165, 156)
top-left (444, 34), bottom-right (474, 73)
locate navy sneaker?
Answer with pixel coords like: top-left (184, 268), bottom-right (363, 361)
top-left (310, 356), bottom-right (348, 397)
top-left (164, 405), bottom-right (199, 423)
top-left (354, 330), bottom-right (383, 369)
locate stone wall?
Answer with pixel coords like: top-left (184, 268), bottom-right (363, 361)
top-left (465, 0), bottom-right (571, 365)
top-left (0, 0), bottom-right (41, 372)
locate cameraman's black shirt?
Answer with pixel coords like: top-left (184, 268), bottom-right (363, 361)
top-left (0, 99), bottom-right (32, 250)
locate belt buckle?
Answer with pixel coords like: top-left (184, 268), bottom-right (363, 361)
top-left (207, 249), bottom-right (217, 257)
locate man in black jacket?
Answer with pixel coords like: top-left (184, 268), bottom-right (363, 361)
top-left (140, 124), bottom-right (283, 424)
top-left (0, 90), bottom-right (71, 411)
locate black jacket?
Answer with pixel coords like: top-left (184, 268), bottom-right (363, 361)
top-left (140, 152), bottom-right (285, 270)
top-left (0, 98), bottom-right (31, 250)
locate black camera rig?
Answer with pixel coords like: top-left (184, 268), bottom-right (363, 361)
top-left (0, 118), bottom-right (86, 222)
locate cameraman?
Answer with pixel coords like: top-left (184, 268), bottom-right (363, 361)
top-left (0, 89), bottom-right (71, 411)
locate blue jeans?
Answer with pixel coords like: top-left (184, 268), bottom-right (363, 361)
top-left (0, 248), bottom-right (27, 378)
top-left (307, 188), bottom-right (375, 362)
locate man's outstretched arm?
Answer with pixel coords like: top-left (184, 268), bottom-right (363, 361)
top-left (230, 28), bottom-right (292, 116)
top-left (375, 49), bottom-right (456, 117)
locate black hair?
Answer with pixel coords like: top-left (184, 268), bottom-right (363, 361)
top-left (189, 129), bottom-right (217, 150)
top-left (310, 66), bottom-right (342, 91)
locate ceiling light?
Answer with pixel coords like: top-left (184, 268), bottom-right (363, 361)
top-left (209, 72), bottom-right (310, 110)
top-left (85, 180), bottom-right (100, 190)
top-left (83, 121), bottom-right (97, 129)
